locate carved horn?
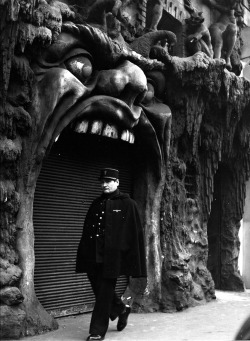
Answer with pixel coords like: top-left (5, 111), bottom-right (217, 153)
top-left (184, 0), bottom-right (195, 13)
top-left (130, 30), bottom-right (177, 58)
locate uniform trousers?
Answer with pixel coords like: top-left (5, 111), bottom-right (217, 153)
top-left (87, 264), bottom-right (126, 336)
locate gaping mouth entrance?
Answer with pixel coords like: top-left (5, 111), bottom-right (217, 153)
top-left (33, 88), bottom-right (166, 317)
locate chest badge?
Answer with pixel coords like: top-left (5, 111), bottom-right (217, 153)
top-left (113, 209), bottom-right (121, 212)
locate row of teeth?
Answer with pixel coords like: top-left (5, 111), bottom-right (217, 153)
top-left (73, 120), bottom-right (135, 144)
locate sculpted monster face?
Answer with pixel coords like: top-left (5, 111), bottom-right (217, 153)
top-left (31, 23), bottom-right (171, 176)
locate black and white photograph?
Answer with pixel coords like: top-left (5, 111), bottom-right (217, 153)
top-left (0, 0), bottom-right (250, 340)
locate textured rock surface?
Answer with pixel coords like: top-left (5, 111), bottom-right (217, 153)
top-left (0, 305), bottom-right (26, 339)
top-left (0, 286), bottom-right (24, 305)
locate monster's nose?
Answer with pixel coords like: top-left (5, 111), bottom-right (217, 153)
top-left (96, 60), bottom-right (148, 119)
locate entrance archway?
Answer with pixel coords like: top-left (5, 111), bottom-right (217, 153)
top-left (33, 129), bottom-right (135, 316)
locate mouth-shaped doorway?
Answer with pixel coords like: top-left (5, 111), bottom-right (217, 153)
top-left (33, 129), bottom-right (136, 316)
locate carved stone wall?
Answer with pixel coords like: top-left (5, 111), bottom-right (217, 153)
top-left (164, 54), bottom-right (250, 295)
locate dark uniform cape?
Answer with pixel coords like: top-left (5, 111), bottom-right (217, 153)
top-left (76, 191), bottom-right (147, 278)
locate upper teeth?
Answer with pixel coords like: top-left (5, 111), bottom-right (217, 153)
top-left (75, 120), bottom-right (89, 133)
top-left (121, 130), bottom-right (135, 143)
top-left (91, 120), bottom-right (103, 135)
top-left (102, 123), bottom-right (119, 139)
top-left (74, 120), bottom-right (135, 144)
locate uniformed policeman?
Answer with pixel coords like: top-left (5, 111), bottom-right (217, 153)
top-left (76, 168), bottom-right (147, 341)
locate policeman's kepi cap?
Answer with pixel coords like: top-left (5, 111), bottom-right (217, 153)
top-left (99, 168), bottom-right (119, 180)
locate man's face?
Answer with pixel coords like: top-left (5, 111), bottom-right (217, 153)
top-left (100, 178), bottom-right (119, 194)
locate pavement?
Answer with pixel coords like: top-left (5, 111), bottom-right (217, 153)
top-left (7, 290), bottom-right (250, 341)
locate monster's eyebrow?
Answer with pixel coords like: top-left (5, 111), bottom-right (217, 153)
top-left (35, 31), bottom-right (93, 67)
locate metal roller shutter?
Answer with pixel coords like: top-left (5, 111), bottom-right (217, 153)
top-left (33, 132), bottom-right (134, 317)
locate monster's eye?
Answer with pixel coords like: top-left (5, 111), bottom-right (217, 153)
top-left (64, 55), bottom-right (93, 83)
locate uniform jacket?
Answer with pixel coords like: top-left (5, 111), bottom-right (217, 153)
top-left (76, 190), bottom-right (147, 278)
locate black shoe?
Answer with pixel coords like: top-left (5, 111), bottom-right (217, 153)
top-left (86, 335), bottom-right (105, 340)
top-left (117, 305), bottom-right (131, 331)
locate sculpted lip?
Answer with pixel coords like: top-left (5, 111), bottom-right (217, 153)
top-left (73, 95), bottom-right (142, 129)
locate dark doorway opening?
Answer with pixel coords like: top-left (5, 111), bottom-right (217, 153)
top-left (33, 129), bottom-right (136, 317)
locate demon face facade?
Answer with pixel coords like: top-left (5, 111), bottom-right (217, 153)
top-left (0, 2), bottom-right (174, 337)
top-left (1, 0), bottom-right (250, 339)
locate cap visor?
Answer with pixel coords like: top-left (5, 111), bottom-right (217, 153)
top-left (99, 177), bottom-right (117, 180)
